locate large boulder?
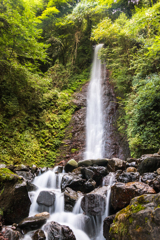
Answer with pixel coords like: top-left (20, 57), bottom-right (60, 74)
top-left (65, 159), bottom-right (78, 173)
top-left (0, 168), bottom-right (31, 224)
top-left (43, 221), bottom-right (76, 240)
top-left (111, 182), bottom-right (156, 210)
top-left (61, 173), bottom-right (86, 192)
top-left (64, 187), bottom-right (83, 212)
top-left (81, 186), bottom-right (108, 216)
top-left (110, 193), bottom-right (160, 240)
top-left (138, 154), bottom-right (160, 174)
top-left (107, 158), bottom-right (126, 172)
top-left (78, 159), bottom-right (108, 167)
top-left (37, 191), bottom-right (55, 207)
top-left (18, 215), bottom-right (49, 233)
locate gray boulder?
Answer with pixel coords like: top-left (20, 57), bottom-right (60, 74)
top-left (61, 173), bottom-right (86, 192)
top-left (81, 186), bottom-right (108, 216)
top-left (37, 191), bottom-right (55, 207)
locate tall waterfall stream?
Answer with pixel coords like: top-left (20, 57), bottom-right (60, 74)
top-left (24, 45), bottom-right (114, 240)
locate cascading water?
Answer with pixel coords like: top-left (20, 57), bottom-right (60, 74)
top-left (23, 45), bottom-right (114, 240)
top-left (85, 44), bottom-right (105, 160)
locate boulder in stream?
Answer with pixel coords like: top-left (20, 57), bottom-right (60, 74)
top-left (61, 173), bottom-right (86, 192)
top-left (37, 191), bottom-right (55, 207)
top-left (18, 215), bottom-right (48, 233)
top-left (111, 182), bottom-right (156, 210)
top-left (81, 186), bottom-right (108, 216)
top-left (44, 221), bottom-right (76, 240)
top-left (117, 172), bottom-right (140, 183)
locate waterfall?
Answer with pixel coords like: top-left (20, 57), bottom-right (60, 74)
top-left (85, 44), bottom-right (105, 160)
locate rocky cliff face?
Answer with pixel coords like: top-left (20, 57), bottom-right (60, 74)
top-left (57, 75), bottom-right (130, 163)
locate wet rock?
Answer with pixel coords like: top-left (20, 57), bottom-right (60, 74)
top-left (0, 168), bottom-right (31, 224)
top-left (2, 226), bottom-right (22, 240)
top-left (111, 182), bottom-right (156, 210)
top-left (72, 167), bottom-right (83, 175)
top-left (107, 158), bottom-right (126, 172)
top-left (65, 159), bottom-right (78, 173)
top-left (32, 230), bottom-right (46, 240)
top-left (14, 164), bottom-right (29, 171)
top-left (126, 167), bottom-right (137, 172)
top-left (35, 212), bottom-right (50, 218)
top-left (15, 170), bottom-right (34, 181)
top-left (18, 215), bottom-right (48, 233)
top-left (27, 182), bottom-right (38, 192)
top-left (103, 172), bottom-right (116, 186)
top-left (103, 215), bottom-right (115, 240)
top-left (37, 191), bottom-right (55, 207)
top-left (110, 193), bottom-right (160, 240)
top-left (157, 168), bottom-right (160, 175)
top-left (81, 186), bottom-right (108, 216)
top-left (117, 172), bottom-right (140, 183)
top-left (127, 158), bottom-right (137, 163)
top-left (138, 154), bottom-right (160, 174)
top-left (141, 173), bottom-right (160, 193)
top-left (81, 168), bottom-right (94, 180)
top-left (61, 173), bottom-right (86, 192)
top-left (81, 166), bottom-right (108, 185)
top-left (64, 187), bottom-right (83, 212)
top-left (84, 179), bottom-right (96, 193)
top-left (78, 159), bottom-right (108, 167)
top-left (44, 221), bottom-right (76, 240)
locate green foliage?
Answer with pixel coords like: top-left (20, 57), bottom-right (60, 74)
top-left (125, 74), bottom-right (160, 156)
top-left (92, 2), bottom-right (160, 157)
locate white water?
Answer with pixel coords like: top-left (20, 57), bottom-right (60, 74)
top-left (85, 44), bottom-right (105, 160)
top-left (28, 169), bottom-right (90, 240)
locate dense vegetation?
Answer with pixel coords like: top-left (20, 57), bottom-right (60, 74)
top-left (0, 0), bottom-right (159, 166)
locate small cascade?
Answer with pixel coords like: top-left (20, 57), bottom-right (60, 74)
top-left (28, 168), bottom-right (90, 240)
top-left (85, 44), bottom-right (105, 160)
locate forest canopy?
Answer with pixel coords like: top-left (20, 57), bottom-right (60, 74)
top-left (0, 0), bottom-right (160, 166)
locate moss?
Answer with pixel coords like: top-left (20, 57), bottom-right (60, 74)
top-left (71, 148), bottom-right (78, 153)
top-left (129, 217), bottom-right (133, 223)
top-left (0, 168), bottom-right (20, 182)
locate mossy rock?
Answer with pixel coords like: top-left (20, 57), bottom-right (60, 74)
top-left (65, 159), bottom-right (78, 173)
top-left (0, 168), bottom-right (22, 183)
top-left (109, 193), bottom-right (160, 240)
